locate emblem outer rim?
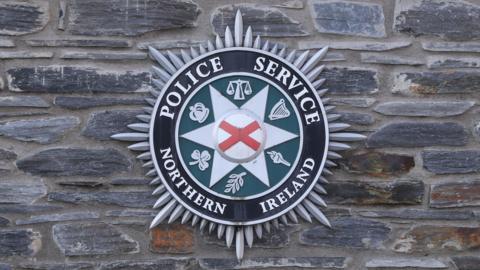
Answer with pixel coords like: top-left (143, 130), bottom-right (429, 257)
top-left (148, 47), bottom-right (330, 226)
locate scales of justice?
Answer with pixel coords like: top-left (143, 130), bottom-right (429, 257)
top-left (226, 79), bottom-right (253, 100)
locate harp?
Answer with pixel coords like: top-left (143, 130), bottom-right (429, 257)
top-left (268, 99), bottom-right (290, 120)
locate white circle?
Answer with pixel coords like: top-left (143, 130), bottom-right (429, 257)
top-left (214, 109), bottom-right (266, 163)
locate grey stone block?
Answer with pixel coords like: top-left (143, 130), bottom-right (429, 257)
top-left (322, 68), bottom-right (378, 95)
top-left (67, 0), bottom-right (200, 36)
top-left (16, 211), bottom-right (100, 225)
top-left (53, 223), bottom-right (139, 256)
top-left (366, 122), bottom-right (467, 148)
top-left (0, 179), bottom-right (47, 204)
top-left (392, 71), bottom-right (480, 95)
top-left (366, 258), bottom-right (447, 269)
top-left (0, 96), bottom-right (49, 108)
top-left (17, 148), bottom-right (131, 176)
top-left (394, 0), bottom-right (480, 41)
top-left (82, 110), bottom-right (143, 140)
top-left (212, 4), bottom-right (307, 37)
top-left (299, 41), bottom-right (412, 51)
top-left (300, 217), bottom-right (390, 249)
top-left (18, 262), bottom-right (94, 270)
top-left (199, 257), bottom-right (347, 269)
top-left (0, 51), bottom-right (53, 59)
top-left (26, 39), bottom-right (132, 48)
top-left (98, 259), bottom-right (195, 270)
top-left (0, 1), bottom-right (49, 35)
top-left (452, 256), bottom-right (480, 270)
top-left (311, 1), bottom-right (385, 38)
top-left (54, 96), bottom-right (145, 110)
top-left (427, 56), bottom-right (480, 69)
top-left (422, 150), bottom-right (480, 174)
top-left (48, 191), bottom-right (155, 208)
top-left (0, 229), bottom-right (41, 257)
top-left (361, 53), bottom-right (423, 66)
top-left (7, 66), bottom-right (152, 93)
top-left (374, 101), bottom-right (474, 117)
top-left (60, 52), bottom-right (147, 60)
top-left (0, 117), bottom-right (79, 144)
top-left (358, 209), bottom-right (475, 221)
top-left (423, 41), bottom-right (480, 53)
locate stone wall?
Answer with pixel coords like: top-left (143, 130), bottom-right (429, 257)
top-left (0, 0), bottom-right (479, 269)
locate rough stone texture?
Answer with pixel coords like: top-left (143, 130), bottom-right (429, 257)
top-left (0, 179), bottom-right (47, 204)
top-left (60, 52), bottom-right (147, 60)
top-left (423, 41), bottom-right (480, 52)
top-left (26, 39), bottom-right (132, 48)
top-left (365, 258), bottom-right (447, 269)
top-left (17, 148), bottom-right (131, 176)
top-left (0, 96), bottom-right (49, 108)
top-left (0, 52), bottom-right (53, 59)
top-left (374, 101), bottom-right (474, 117)
top-left (0, 204), bottom-right (62, 214)
top-left (339, 151), bottom-right (415, 177)
top-left (326, 180), bottom-right (424, 205)
top-left (361, 53), bottom-right (424, 65)
top-left (300, 217), bottom-right (390, 249)
top-left (322, 68), bottom-right (378, 95)
top-left (67, 0), bottom-right (200, 36)
top-left (427, 56), bottom-right (480, 69)
top-left (212, 5), bottom-right (307, 37)
top-left (98, 259), bottom-right (195, 270)
top-left (82, 110), bottom-right (143, 140)
top-left (0, 148), bottom-right (17, 172)
top-left (330, 98), bottom-right (376, 108)
top-left (430, 180), bottom-right (480, 208)
top-left (0, 117), bottom-right (79, 144)
top-left (311, 1), bottom-right (385, 38)
top-left (0, 1), bottom-right (49, 36)
top-left (393, 225), bottom-right (480, 253)
top-left (358, 209), bottom-right (475, 221)
top-left (54, 96), bottom-right (145, 110)
top-left (48, 191), bottom-right (155, 208)
top-left (18, 262), bottom-right (94, 270)
top-left (0, 217), bottom-right (9, 227)
top-left (422, 150), bottom-right (480, 174)
top-left (137, 40), bottom-right (206, 50)
top-left (366, 122), bottom-right (468, 148)
top-left (339, 112), bottom-right (375, 126)
top-left (298, 40), bottom-right (412, 51)
top-left (150, 224), bottom-right (194, 254)
top-left (16, 212), bottom-right (100, 225)
top-left (7, 66), bottom-right (152, 93)
top-left (0, 229), bottom-right (41, 257)
top-left (452, 257), bottom-right (480, 270)
top-left (53, 223), bottom-right (139, 256)
top-left (0, 40), bottom-right (15, 47)
top-left (0, 264), bottom-right (11, 270)
top-left (394, 0), bottom-right (480, 41)
top-left (392, 71), bottom-right (480, 95)
top-left (199, 257), bottom-right (347, 269)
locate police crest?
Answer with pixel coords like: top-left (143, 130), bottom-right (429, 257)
top-left (112, 11), bottom-right (365, 259)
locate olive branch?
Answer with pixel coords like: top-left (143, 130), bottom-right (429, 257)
top-left (224, 172), bottom-right (247, 194)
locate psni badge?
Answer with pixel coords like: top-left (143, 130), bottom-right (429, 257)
top-left (112, 10), bottom-right (365, 260)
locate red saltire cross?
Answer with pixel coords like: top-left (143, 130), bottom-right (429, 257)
top-left (218, 120), bottom-right (261, 151)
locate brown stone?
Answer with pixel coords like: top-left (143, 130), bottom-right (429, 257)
top-left (393, 225), bottom-right (480, 253)
top-left (150, 224), bottom-right (194, 254)
top-left (430, 180), bottom-right (480, 208)
top-left (340, 150), bottom-right (414, 177)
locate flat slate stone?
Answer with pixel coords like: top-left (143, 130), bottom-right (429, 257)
top-left (26, 39), bottom-right (132, 48)
top-left (0, 116), bottom-right (79, 144)
top-left (298, 40), bottom-right (412, 51)
top-left (366, 122), bottom-right (467, 148)
top-left (273, 0), bottom-right (304, 9)
top-left (361, 53), bottom-right (424, 66)
top-left (330, 97), bottom-right (376, 108)
top-left (340, 151), bottom-right (414, 177)
top-left (48, 191), bottom-right (155, 208)
top-left (311, 1), bottom-right (385, 38)
top-left (366, 258), bottom-right (447, 269)
top-left (199, 257), bottom-right (347, 270)
top-left (0, 229), bottom-right (41, 257)
top-left (16, 211), bottom-right (100, 225)
top-left (300, 217), bottom-right (390, 249)
top-left (17, 148), bottom-right (131, 176)
top-left (137, 40), bottom-right (206, 50)
top-left (67, 0), bottom-right (200, 36)
top-left (392, 71), bottom-right (480, 95)
top-left (0, 179), bottom-right (47, 204)
top-left (0, 217), bottom-right (9, 227)
top-left (374, 101), bottom-right (474, 117)
top-left (0, 39), bottom-right (15, 47)
top-left (150, 224), bottom-right (194, 254)
top-left (0, 204), bottom-right (62, 214)
top-left (18, 262), bottom-right (94, 270)
top-left (99, 259), bottom-right (195, 270)
top-left (423, 41), bottom-right (480, 53)
top-left (452, 256), bottom-right (480, 270)
top-left (339, 112), bottom-right (375, 126)
top-left (422, 150), bottom-right (480, 174)
top-left (0, 1), bottom-right (49, 35)
top-left (7, 66), bottom-right (152, 93)
top-left (326, 180), bottom-right (424, 205)
top-left (60, 52), bottom-right (147, 60)
top-left (82, 110), bottom-right (143, 140)
top-left (212, 5), bottom-right (307, 37)
top-left (0, 96), bottom-right (49, 108)
top-left (54, 96), bottom-right (145, 110)
top-left (393, 225), bottom-right (480, 253)
top-left (358, 209), bottom-right (475, 221)
top-left (0, 264), bottom-right (11, 270)
top-left (427, 56), bottom-right (480, 69)
top-left (322, 68), bottom-right (378, 95)
top-left (53, 223), bottom-right (139, 256)
top-left (0, 148), bottom-right (16, 161)
top-left (394, 0), bottom-right (480, 41)
top-left (430, 180), bottom-right (480, 208)
top-left (0, 51), bottom-right (53, 59)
